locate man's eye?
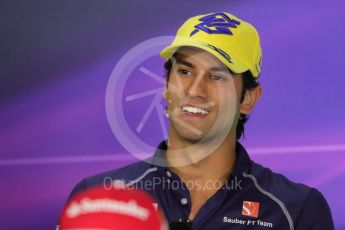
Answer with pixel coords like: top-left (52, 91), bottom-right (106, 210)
top-left (177, 69), bottom-right (192, 75)
top-left (210, 75), bottom-right (226, 81)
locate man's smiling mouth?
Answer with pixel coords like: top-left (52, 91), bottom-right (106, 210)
top-left (181, 105), bottom-right (209, 115)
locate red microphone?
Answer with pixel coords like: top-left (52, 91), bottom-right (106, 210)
top-left (58, 185), bottom-right (167, 230)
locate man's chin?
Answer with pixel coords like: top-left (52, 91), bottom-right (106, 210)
top-left (169, 121), bottom-right (231, 144)
top-left (173, 129), bottom-right (219, 145)
top-left (171, 126), bottom-right (205, 143)
top-left (177, 132), bottom-right (204, 144)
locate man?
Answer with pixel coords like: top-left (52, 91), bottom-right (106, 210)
top-left (68, 12), bottom-right (334, 229)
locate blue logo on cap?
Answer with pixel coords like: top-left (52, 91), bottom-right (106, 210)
top-left (190, 12), bottom-right (241, 37)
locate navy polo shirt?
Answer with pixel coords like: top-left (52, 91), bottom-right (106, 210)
top-left (69, 141), bottom-right (334, 229)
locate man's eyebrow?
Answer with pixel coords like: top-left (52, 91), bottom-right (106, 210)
top-left (208, 66), bottom-right (229, 73)
top-left (174, 58), bottom-right (229, 73)
top-left (174, 59), bottom-right (195, 68)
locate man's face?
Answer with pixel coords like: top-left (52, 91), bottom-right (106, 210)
top-left (163, 47), bottom-right (243, 145)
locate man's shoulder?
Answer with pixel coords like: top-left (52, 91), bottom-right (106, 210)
top-left (248, 160), bottom-right (312, 197)
top-left (69, 160), bottom-right (156, 198)
top-left (247, 160), bottom-right (333, 228)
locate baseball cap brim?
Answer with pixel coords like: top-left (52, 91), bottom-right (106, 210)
top-left (160, 38), bottom-right (250, 75)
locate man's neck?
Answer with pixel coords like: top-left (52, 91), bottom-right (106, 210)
top-left (166, 133), bottom-right (237, 183)
top-left (165, 131), bottom-right (238, 220)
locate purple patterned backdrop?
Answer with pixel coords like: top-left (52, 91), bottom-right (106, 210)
top-left (1, 0), bottom-right (345, 229)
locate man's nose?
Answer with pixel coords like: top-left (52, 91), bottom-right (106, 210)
top-left (186, 71), bottom-right (207, 98)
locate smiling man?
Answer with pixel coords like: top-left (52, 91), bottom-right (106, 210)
top-left (161, 45), bottom-right (260, 220)
top-left (67, 12), bottom-right (334, 229)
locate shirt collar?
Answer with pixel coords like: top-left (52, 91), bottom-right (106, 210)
top-left (149, 140), bottom-right (251, 179)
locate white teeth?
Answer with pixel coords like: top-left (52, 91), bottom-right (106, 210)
top-left (182, 106), bottom-right (209, 115)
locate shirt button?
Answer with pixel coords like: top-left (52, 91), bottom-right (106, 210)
top-left (180, 197), bottom-right (188, 205)
top-left (166, 170), bottom-right (172, 177)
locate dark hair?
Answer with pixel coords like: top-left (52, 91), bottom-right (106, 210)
top-left (163, 58), bottom-right (260, 140)
top-left (237, 71), bottom-right (260, 140)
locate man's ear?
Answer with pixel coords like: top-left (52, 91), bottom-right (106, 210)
top-left (240, 85), bottom-right (262, 114)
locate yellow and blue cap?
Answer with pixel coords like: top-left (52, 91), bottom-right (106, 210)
top-left (160, 12), bottom-right (262, 79)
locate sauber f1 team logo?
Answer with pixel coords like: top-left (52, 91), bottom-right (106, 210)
top-left (242, 201), bottom-right (260, 218)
